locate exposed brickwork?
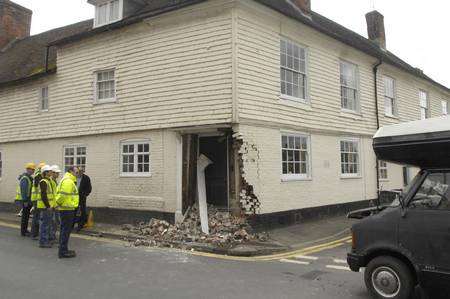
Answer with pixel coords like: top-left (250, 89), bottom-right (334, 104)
top-left (0, 0), bottom-right (32, 50)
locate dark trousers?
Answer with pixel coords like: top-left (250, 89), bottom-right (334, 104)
top-left (30, 202), bottom-right (40, 237)
top-left (59, 210), bottom-right (75, 255)
top-left (77, 197), bottom-right (87, 229)
top-left (20, 202), bottom-right (32, 235)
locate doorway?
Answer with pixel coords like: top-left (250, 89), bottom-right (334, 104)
top-left (199, 136), bottom-right (229, 209)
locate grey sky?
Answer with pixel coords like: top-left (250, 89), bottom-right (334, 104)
top-left (12, 0), bottom-right (450, 87)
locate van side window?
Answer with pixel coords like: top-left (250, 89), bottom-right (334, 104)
top-left (410, 172), bottom-right (450, 210)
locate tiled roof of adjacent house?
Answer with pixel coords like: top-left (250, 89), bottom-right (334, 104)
top-left (0, 0), bottom-right (448, 92)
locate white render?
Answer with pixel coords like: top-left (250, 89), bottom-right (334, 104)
top-left (0, 0), bottom-right (449, 215)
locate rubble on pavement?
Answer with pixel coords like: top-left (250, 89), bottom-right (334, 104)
top-left (121, 205), bottom-right (269, 248)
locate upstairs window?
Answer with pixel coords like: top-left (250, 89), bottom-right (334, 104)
top-left (40, 87), bottom-right (49, 111)
top-left (340, 138), bottom-right (360, 177)
top-left (419, 90), bottom-right (429, 119)
top-left (280, 39), bottom-right (308, 101)
top-left (442, 100), bottom-right (449, 116)
top-left (340, 61), bottom-right (359, 112)
top-left (94, 70), bottom-right (116, 103)
top-left (64, 146), bottom-right (87, 172)
top-left (94, 0), bottom-right (122, 27)
top-left (121, 141), bottom-right (151, 176)
top-left (383, 76), bottom-right (396, 116)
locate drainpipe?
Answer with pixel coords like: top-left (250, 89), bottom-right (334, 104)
top-left (373, 59), bottom-right (383, 198)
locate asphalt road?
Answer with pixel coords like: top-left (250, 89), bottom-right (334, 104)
top-left (0, 225), bottom-right (371, 299)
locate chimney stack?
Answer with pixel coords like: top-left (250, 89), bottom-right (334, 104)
top-left (365, 10), bottom-right (386, 50)
top-left (289, 0), bottom-right (311, 17)
top-left (0, 0), bottom-right (32, 50)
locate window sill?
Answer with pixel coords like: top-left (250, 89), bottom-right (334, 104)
top-left (93, 98), bottom-right (117, 105)
top-left (379, 179), bottom-right (389, 182)
top-left (120, 173), bottom-right (152, 178)
top-left (384, 114), bottom-right (399, 120)
top-left (279, 95), bottom-right (312, 111)
top-left (340, 109), bottom-right (362, 120)
top-left (281, 175), bottom-right (312, 182)
top-left (39, 109), bottom-right (49, 113)
top-left (340, 175), bottom-right (362, 179)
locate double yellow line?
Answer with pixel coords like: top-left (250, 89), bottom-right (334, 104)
top-left (0, 220), bottom-right (350, 262)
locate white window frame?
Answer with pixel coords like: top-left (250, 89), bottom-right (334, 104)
top-left (280, 38), bottom-right (309, 103)
top-left (39, 86), bottom-right (49, 112)
top-left (120, 140), bottom-right (151, 177)
top-left (340, 60), bottom-right (360, 113)
top-left (383, 76), bottom-right (396, 117)
top-left (63, 145), bottom-right (87, 173)
top-left (93, 69), bottom-right (117, 104)
top-left (379, 160), bottom-right (388, 180)
top-left (419, 90), bottom-right (429, 119)
top-left (94, 0), bottom-right (123, 28)
top-left (442, 100), bottom-right (449, 116)
top-left (0, 150), bottom-right (3, 179)
top-left (340, 138), bottom-right (361, 178)
top-left (281, 132), bottom-right (311, 181)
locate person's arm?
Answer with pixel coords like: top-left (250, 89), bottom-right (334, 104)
top-left (85, 175), bottom-right (92, 197)
top-left (20, 178), bottom-right (30, 202)
top-left (39, 181), bottom-right (50, 209)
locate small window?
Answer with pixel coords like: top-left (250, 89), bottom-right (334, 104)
top-left (340, 139), bottom-right (360, 177)
top-left (94, 0), bottom-right (122, 27)
top-left (379, 160), bottom-right (388, 180)
top-left (442, 100), bottom-right (449, 116)
top-left (340, 61), bottom-right (359, 112)
top-left (121, 141), bottom-right (151, 176)
top-left (280, 39), bottom-right (308, 101)
top-left (281, 133), bottom-right (311, 180)
top-left (383, 76), bottom-right (396, 116)
top-left (94, 70), bottom-right (116, 103)
top-left (64, 146), bottom-right (87, 172)
top-left (419, 90), bottom-right (429, 119)
top-left (0, 151), bottom-right (2, 178)
top-left (40, 87), bottom-right (49, 111)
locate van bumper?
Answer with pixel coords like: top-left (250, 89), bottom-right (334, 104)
top-left (347, 252), bottom-right (365, 272)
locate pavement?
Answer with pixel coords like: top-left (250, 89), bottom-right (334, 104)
top-left (0, 222), bottom-right (370, 299)
top-left (0, 210), bottom-right (356, 256)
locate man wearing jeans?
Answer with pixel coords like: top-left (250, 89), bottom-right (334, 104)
top-left (56, 166), bottom-right (79, 259)
top-left (37, 165), bottom-right (55, 248)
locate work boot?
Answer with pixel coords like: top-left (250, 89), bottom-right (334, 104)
top-left (39, 243), bottom-right (52, 248)
top-left (21, 232), bottom-right (31, 237)
top-left (59, 251), bottom-right (76, 259)
top-left (31, 236), bottom-right (39, 240)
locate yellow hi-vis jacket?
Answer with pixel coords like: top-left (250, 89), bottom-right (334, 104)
top-left (56, 172), bottom-right (79, 211)
top-left (37, 178), bottom-right (56, 209)
top-left (30, 169), bottom-right (42, 202)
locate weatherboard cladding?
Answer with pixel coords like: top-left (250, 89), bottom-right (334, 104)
top-left (0, 0), bottom-right (447, 92)
top-left (0, 3), bottom-right (233, 143)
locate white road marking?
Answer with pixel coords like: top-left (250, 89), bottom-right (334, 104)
top-left (326, 265), bottom-right (351, 271)
top-left (294, 255), bottom-right (319, 261)
top-left (280, 259), bottom-right (310, 265)
top-left (333, 259), bottom-right (348, 264)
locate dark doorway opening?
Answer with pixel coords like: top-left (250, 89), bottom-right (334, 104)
top-left (199, 136), bottom-right (229, 209)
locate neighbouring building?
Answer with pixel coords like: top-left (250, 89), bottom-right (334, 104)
top-left (0, 0), bottom-right (449, 226)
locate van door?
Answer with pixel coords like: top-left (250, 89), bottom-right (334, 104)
top-left (400, 170), bottom-right (450, 291)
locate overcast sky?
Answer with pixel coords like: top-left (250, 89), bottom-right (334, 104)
top-left (12, 0), bottom-right (450, 87)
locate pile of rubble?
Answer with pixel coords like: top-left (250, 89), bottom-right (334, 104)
top-left (122, 205), bottom-right (268, 248)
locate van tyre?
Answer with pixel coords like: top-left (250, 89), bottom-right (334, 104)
top-left (364, 256), bottom-right (414, 299)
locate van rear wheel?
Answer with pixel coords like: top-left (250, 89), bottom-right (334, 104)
top-left (364, 256), bottom-right (414, 299)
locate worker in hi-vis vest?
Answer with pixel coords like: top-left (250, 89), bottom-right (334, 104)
top-left (56, 166), bottom-right (80, 258)
top-left (49, 165), bottom-right (62, 241)
top-left (30, 162), bottom-right (46, 239)
top-left (37, 165), bottom-right (55, 248)
top-left (15, 163), bottom-right (36, 236)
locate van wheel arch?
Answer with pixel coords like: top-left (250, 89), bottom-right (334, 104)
top-left (365, 250), bottom-right (418, 285)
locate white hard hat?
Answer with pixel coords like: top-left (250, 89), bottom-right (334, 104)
top-left (50, 165), bottom-right (61, 173)
top-left (41, 165), bottom-right (53, 173)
